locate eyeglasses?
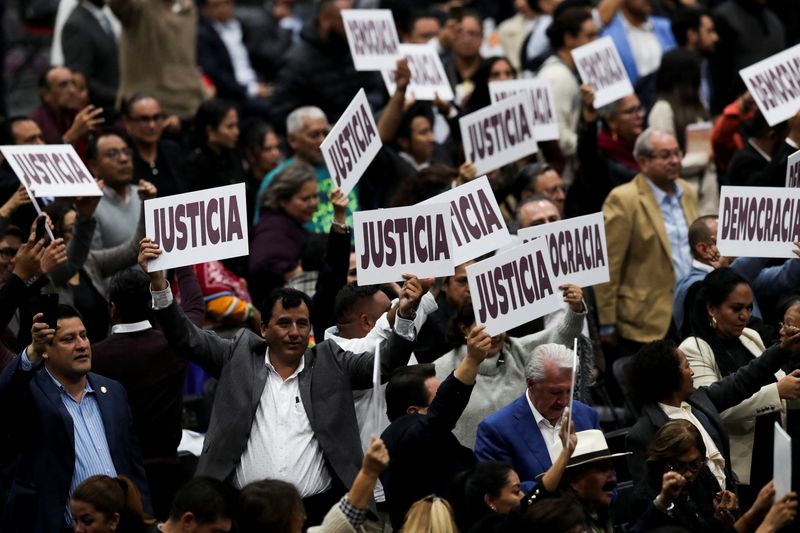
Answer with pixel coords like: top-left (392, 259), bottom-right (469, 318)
top-left (103, 147), bottom-right (134, 160)
top-left (0, 247), bottom-right (18, 258)
top-left (648, 149), bottom-right (683, 161)
top-left (618, 105), bottom-right (645, 116)
top-left (129, 113), bottom-right (166, 124)
top-left (668, 457), bottom-right (707, 474)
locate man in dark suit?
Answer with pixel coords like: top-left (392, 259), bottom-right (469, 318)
top-left (92, 266), bottom-right (204, 519)
top-left (197, 0), bottom-right (270, 117)
top-left (626, 338), bottom-right (800, 493)
top-left (380, 325), bottom-right (493, 529)
top-left (475, 343), bottom-right (600, 485)
top-left (0, 305), bottom-right (149, 532)
top-left (727, 108), bottom-right (800, 188)
top-left (140, 239), bottom-right (422, 526)
top-left (62, 0), bottom-right (120, 109)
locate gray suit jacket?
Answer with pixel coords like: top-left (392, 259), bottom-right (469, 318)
top-left (153, 300), bottom-right (414, 499)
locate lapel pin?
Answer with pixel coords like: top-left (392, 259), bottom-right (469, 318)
top-left (100, 386), bottom-right (107, 394)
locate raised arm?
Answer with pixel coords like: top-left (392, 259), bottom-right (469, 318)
top-left (93, 180), bottom-right (155, 278)
top-left (682, 335), bottom-right (784, 425)
top-left (311, 188), bottom-right (351, 336)
top-left (704, 331), bottom-right (800, 412)
top-left (139, 239), bottom-right (236, 377)
top-left (516, 284), bottom-right (586, 354)
top-left (377, 59), bottom-right (410, 143)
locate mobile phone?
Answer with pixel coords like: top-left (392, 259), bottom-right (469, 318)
top-left (40, 293), bottom-right (59, 329)
top-left (34, 215), bottom-right (48, 242)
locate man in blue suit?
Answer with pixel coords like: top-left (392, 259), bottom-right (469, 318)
top-left (0, 305), bottom-right (149, 532)
top-left (475, 343), bottom-right (600, 484)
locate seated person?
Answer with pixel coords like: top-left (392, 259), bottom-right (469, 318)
top-left (475, 343), bottom-right (601, 484)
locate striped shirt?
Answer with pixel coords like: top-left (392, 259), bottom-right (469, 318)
top-left (21, 350), bottom-right (117, 526)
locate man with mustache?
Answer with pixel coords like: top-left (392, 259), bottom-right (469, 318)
top-left (140, 239), bottom-right (423, 527)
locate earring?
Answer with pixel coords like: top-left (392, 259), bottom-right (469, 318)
top-left (709, 315), bottom-right (718, 329)
top-left (490, 504), bottom-right (497, 512)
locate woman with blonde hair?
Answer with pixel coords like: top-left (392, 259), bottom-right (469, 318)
top-left (403, 495), bottom-right (459, 533)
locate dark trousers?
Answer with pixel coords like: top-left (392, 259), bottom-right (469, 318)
top-left (302, 478), bottom-right (346, 529)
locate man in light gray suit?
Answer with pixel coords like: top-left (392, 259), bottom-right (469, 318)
top-left (139, 240), bottom-right (423, 526)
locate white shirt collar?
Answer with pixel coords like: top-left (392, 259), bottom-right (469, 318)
top-left (692, 259), bottom-right (714, 273)
top-left (658, 401), bottom-right (692, 415)
top-left (111, 320), bottom-right (153, 334)
top-left (526, 389), bottom-right (559, 428)
top-left (748, 138), bottom-right (772, 162)
top-left (265, 348), bottom-right (305, 381)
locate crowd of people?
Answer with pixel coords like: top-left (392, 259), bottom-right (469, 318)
top-left (3, 0), bottom-right (800, 531)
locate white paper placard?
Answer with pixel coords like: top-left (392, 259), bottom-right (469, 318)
top-left (740, 44), bottom-right (800, 127)
top-left (571, 36), bottom-right (634, 108)
top-left (381, 44), bottom-right (454, 101)
top-left (489, 78), bottom-right (560, 141)
top-left (353, 203), bottom-right (454, 285)
top-left (342, 9), bottom-right (401, 71)
top-left (320, 88), bottom-right (382, 197)
top-left (717, 186), bottom-right (800, 258)
top-left (421, 176), bottom-right (512, 265)
top-left (774, 422), bottom-right (792, 501)
top-left (1, 144), bottom-right (102, 197)
top-left (144, 183), bottom-right (249, 271)
top-left (466, 238), bottom-right (562, 336)
top-left (459, 92), bottom-right (538, 176)
top-left (516, 213), bottom-right (609, 287)
top-left (787, 149), bottom-right (800, 187)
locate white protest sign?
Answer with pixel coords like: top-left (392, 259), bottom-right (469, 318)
top-left (489, 78), bottom-right (559, 141)
top-left (466, 238), bottom-right (561, 336)
top-left (1, 144), bottom-right (102, 197)
top-left (517, 213), bottom-right (609, 287)
top-left (740, 44), bottom-right (800, 127)
top-left (567, 337), bottom-right (578, 432)
top-left (571, 36), bottom-right (634, 108)
top-left (459, 92), bottom-right (538, 176)
top-left (787, 150), bottom-right (800, 187)
top-left (421, 176), bottom-right (512, 265)
top-left (381, 44), bottom-right (454, 101)
top-left (144, 183), bottom-right (249, 271)
top-left (354, 203), bottom-right (454, 285)
top-left (717, 186), bottom-right (800, 258)
top-left (774, 422), bottom-right (792, 500)
top-left (321, 88), bottom-right (382, 197)
top-left (342, 9), bottom-right (401, 71)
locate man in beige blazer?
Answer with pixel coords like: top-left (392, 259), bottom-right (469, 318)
top-left (595, 128), bottom-right (698, 359)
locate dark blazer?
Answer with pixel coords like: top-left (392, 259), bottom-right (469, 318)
top-left (62, 4), bottom-right (119, 108)
top-left (0, 356), bottom-right (149, 532)
top-left (727, 141), bottom-right (794, 188)
top-left (474, 395), bottom-right (600, 484)
top-left (152, 299), bottom-right (415, 510)
top-left (626, 343), bottom-right (792, 490)
top-left (380, 372), bottom-right (478, 529)
top-left (92, 267), bottom-right (204, 461)
top-left (197, 16), bottom-right (250, 102)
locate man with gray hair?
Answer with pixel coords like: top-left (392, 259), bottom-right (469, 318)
top-left (594, 128), bottom-right (697, 366)
top-left (474, 343), bottom-right (600, 485)
top-left (252, 105), bottom-right (358, 230)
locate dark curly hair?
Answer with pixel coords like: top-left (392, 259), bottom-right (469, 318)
top-left (629, 340), bottom-right (683, 407)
